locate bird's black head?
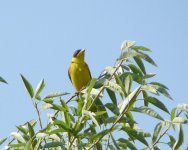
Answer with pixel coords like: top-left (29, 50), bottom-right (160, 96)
top-left (73, 49), bottom-right (82, 57)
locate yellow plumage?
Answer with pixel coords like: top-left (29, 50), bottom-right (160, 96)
top-left (68, 49), bottom-right (91, 91)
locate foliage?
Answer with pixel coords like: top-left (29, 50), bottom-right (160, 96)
top-left (1, 40), bottom-right (188, 150)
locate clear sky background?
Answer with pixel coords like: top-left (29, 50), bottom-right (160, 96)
top-left (0, 0), bottom-right (188, 149)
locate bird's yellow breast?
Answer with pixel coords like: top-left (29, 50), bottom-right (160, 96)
top-left (69, 62), bottom-right (91, 91)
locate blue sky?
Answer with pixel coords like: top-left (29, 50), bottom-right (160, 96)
top-left (0, 0), bottom-right (188, 148)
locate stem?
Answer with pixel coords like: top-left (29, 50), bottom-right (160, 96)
top-left (149, 125), bottom-right (170, 149)
top-left (88, 60), bottom-right (124, 110)
top-left (105, 134), bottom-right (111, 150)
top-left (33, 102), bottom-right (43, 129)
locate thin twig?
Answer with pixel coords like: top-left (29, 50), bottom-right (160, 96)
top-left (34, 102), bottom-right (43, 129)
top-left (105, 134), bottom-right (111, 150)
top-left (149, 125), bottom-right (170, 149)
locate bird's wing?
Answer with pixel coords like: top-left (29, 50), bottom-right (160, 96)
top-left (85, 63), bottom-right (92, 79)
top-left (68, 65), bottom-right (72, 83)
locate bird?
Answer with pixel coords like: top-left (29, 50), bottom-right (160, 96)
top-left (68, 49), bottom-right (91, 91)
top-left (68, 49), bottom-right (108, 125)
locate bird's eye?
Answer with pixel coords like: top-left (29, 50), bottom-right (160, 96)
top-left (73, 49), bottom-right (82, 57)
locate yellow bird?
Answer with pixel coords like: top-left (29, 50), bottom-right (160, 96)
top-left (68, 49), bottom-right (91, 91)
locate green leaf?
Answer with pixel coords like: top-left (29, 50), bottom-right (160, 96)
top-left (49, 129), bottom-right (67, 134)
top-left (111, 135), bottom-right (121, 150)
top-left (0, 76), bottom-right (7, 84)
top-left (34, 79), bottom-right (45, 99)
top-left (118, 86), bottom-right (141, 114)
top-left (173, 125), bottom-right (184, 150)
top-left (152, 84), bottom-right (173, 100)
top-left (9, 143), bottom-right (26, 148)
top-left (132, 106), bottom-right (164, 121)
top-left (16, 125), bottom-right (28, 135)
top-left (90, 129), bottom-right (109, 141)
top-left (105, 103), bottom-right (119, 115)
top-left (118, 138), bottom-right (137, 150)
top-left (168, 135), bottom-right (176, 148)
top-left (134, 56), bottom-right (146, 74)
top-left (128, 64), bottom-right (143, 76)
top-left (0, 137), bottom-right (7, 145)
top-left (21, 74), bottom-right (34, 98)
top-left (106, 89), bottom-right (117, 106)
top-left (131, 46), bottom-right (151, 52)
top-left (171, 108), bottom-right (177, 120)
top-left (138, 51), bottom-right (157, 66)
top-left (43, 142), bottom-right (65, 149)
top-left (44, 92), bottom-right (69, 99)
top-left (152, 122), bottom-right (162, 143)
top-left (150, 82), bottom-right (169, 90)
top-left (121, 127), bottom-right (148, 146)
top-left (144, 96), bottom-right (169, 114)
top-left (53, 120), bottom-right (71, 132)
top-left (125, 74), bottom-right (133, 94)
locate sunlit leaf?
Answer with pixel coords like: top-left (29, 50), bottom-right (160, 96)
top-left (118, 86), bottom-right (141, 114)
top-left (121, 40), bottom-right (136, 50)
top-left (83, 110), bottom-right (99, 127)
top-left (11, 132), bottom-right (25, 143)
top-left (177, 103), bottom-right (188, 111)
top-left (125, 74), bottom-right (133, 94)
top-left (34, 79), bottom-right (45, 99)
top-left (170, 108), bottom-right (177, 121)
top-left (172, 117), bottom-right (188, 124)
top-left (104, 80), bottom-right (124, 95)
top-left (44, 92), bottom-right (69, 99)
top-left (21, 74), bottom-right (34, 98)
top-left (132, 106), bottom-right (164, 121)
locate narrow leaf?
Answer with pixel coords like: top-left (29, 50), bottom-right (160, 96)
top-left (132, 106), bottom-right (164, 121)
top-left (121, 40), bottom-right (136, 50)
top-left (131, 46), bottom-right (151, 52)
top-left (173, 125), bottom-right (184, 150)
top-left (44, 92), bottom-right (69, 99)
top-left (0, 76), bottom-right (7, 84)
top-left (34, 79), bottom-right (45, 99)
top-left (118, 86), bottom-right (141, 114)
top-left (21, 74), bottom-right (34, 98)
top-left (106, 89), bottom-right (117, 106)
top-left (125, 75), bottom-right (133, 94)
top-left (138, 51), bottom-right (157, 66)
top-left (145, 96), bottom-right (169, 114)
top-left (134, 56), bottom-right (146, 74)
top-left (0, 138), bottom-right (7, 145)
top-left (11, 132), bottom-right (25, 143)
